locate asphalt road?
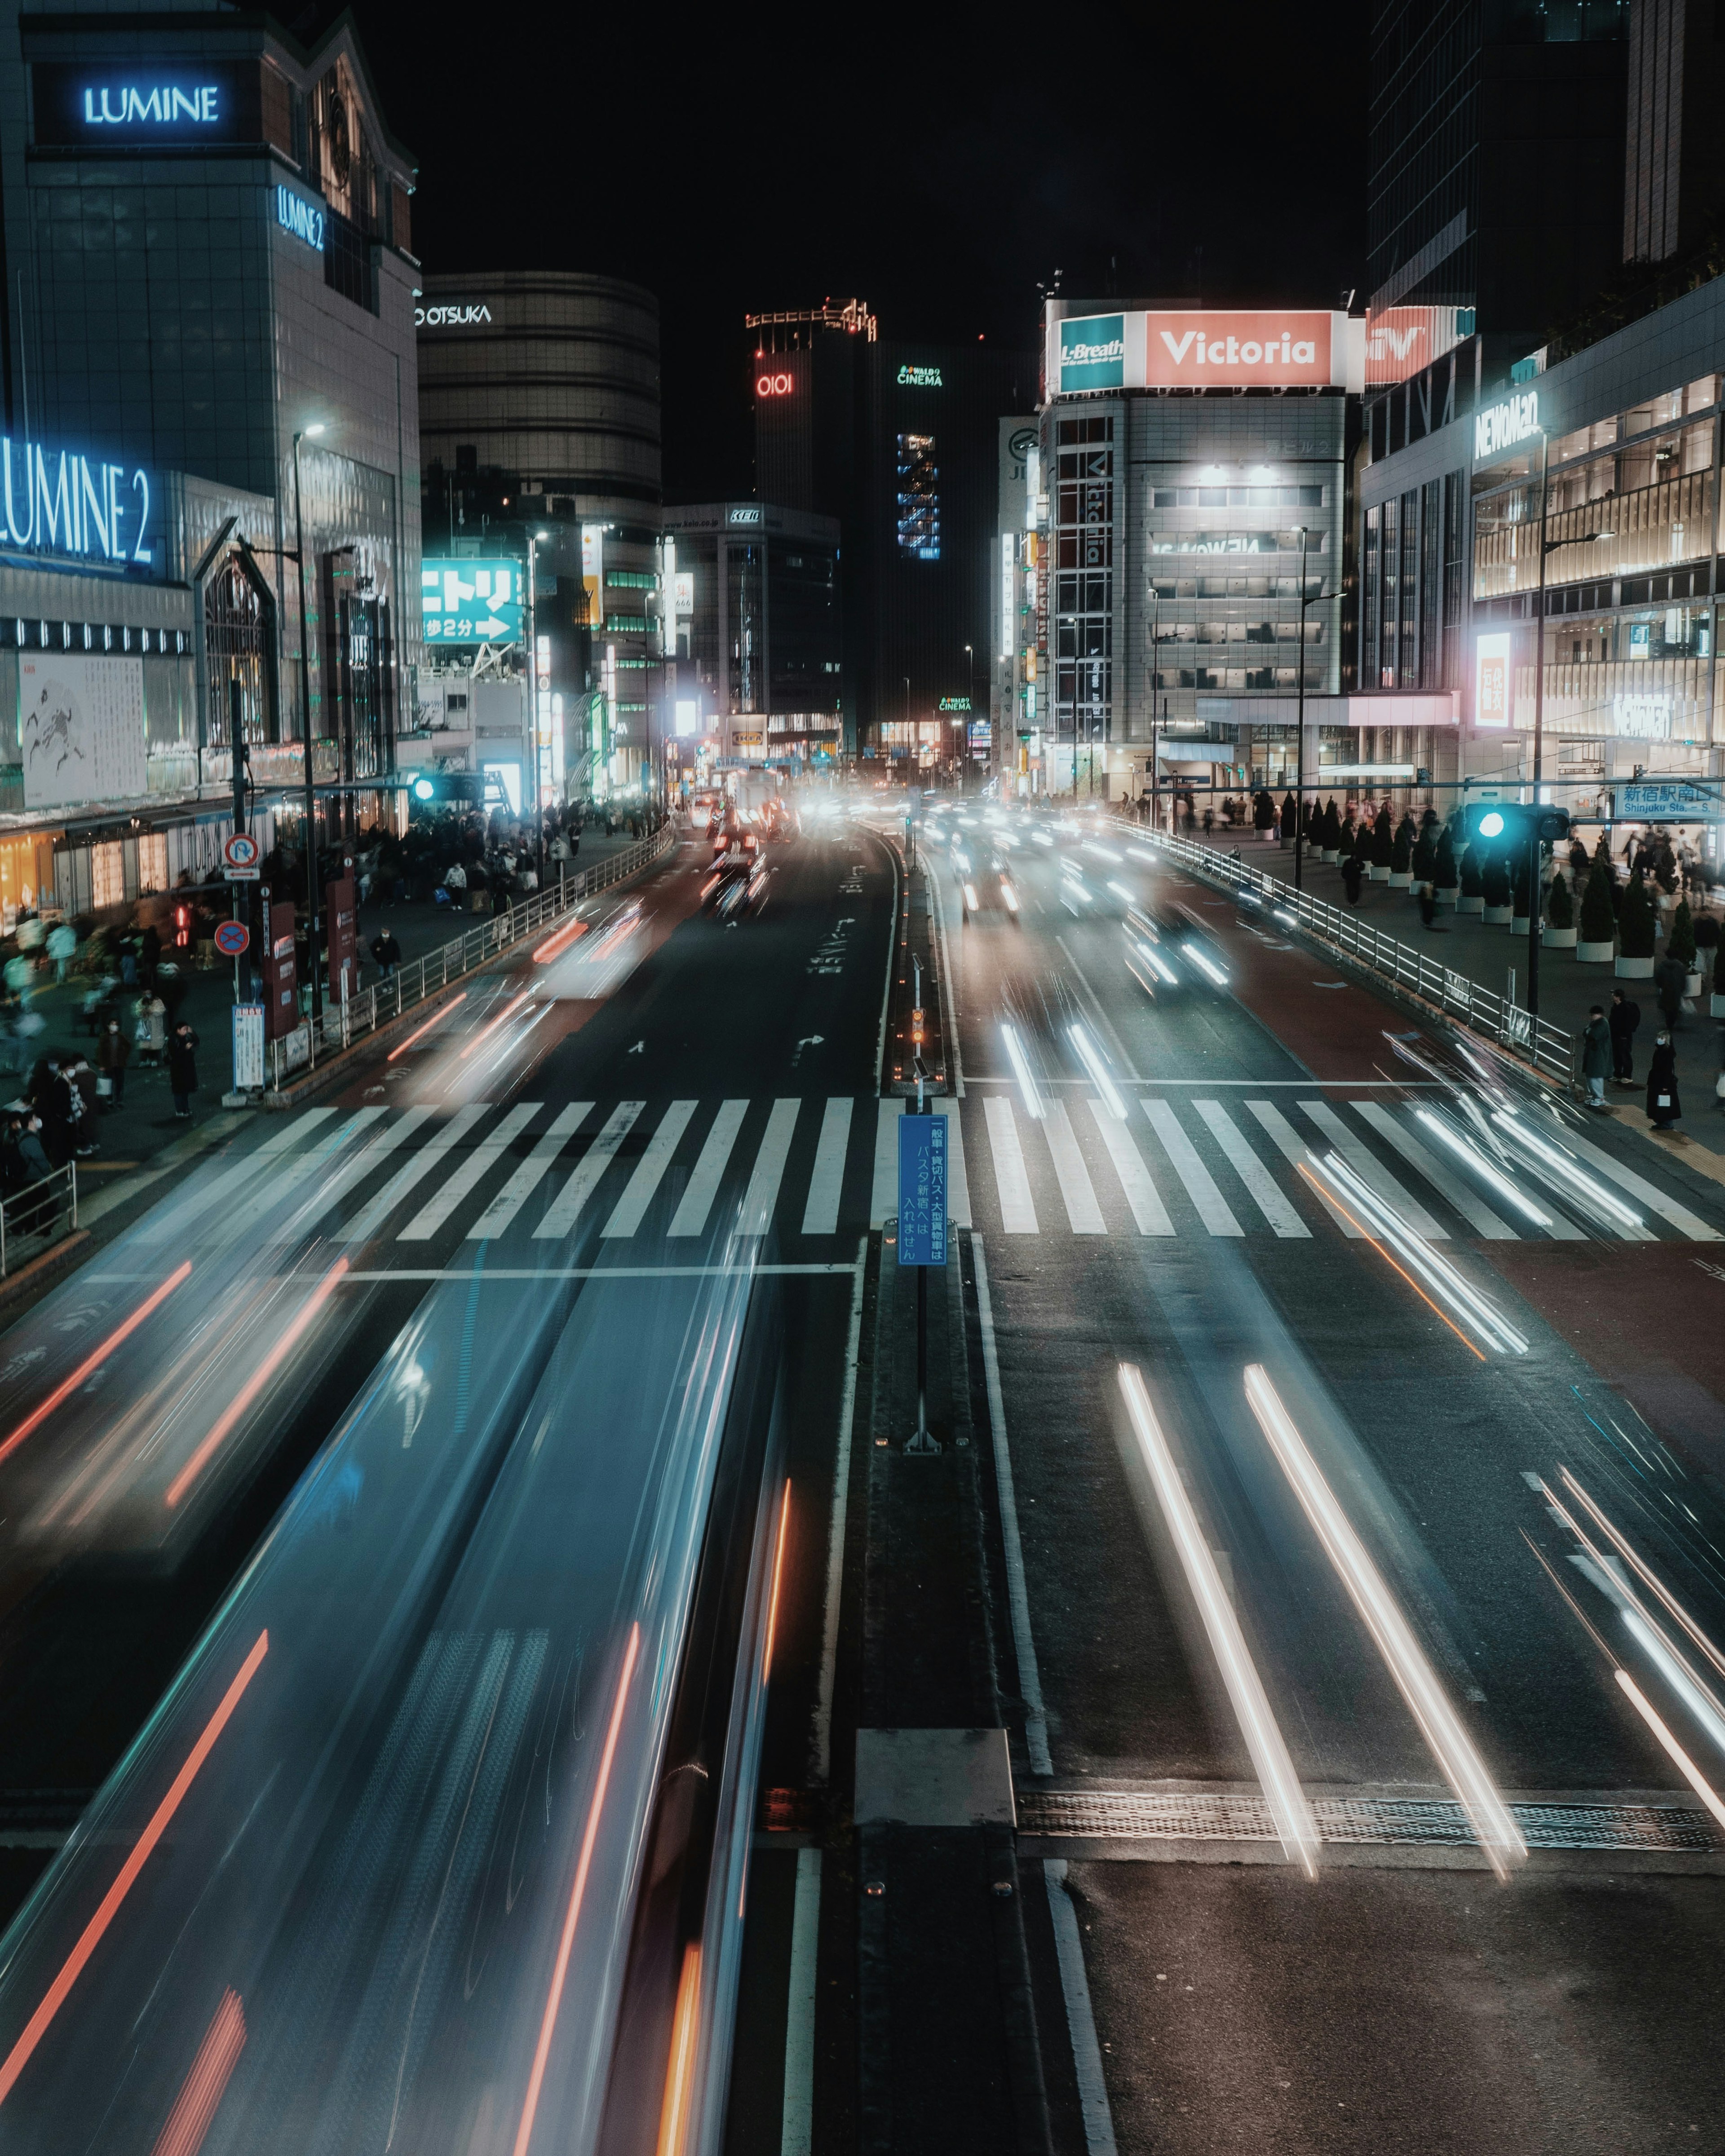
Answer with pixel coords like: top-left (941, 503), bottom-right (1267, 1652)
top-left (926, 799), bottom-right (1725, 2153)
top-left (0, 807), bottom-right (893, 2153)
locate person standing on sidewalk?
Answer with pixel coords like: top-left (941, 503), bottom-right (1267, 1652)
top-left (1609, 988), bottom-right (1640, 1087)
top-left (97, 1016), bottom-right (130, 1108)
top-left (167, 1021), bottom-right (199, 1120)
top-left (1647, 1031), bottom-right (1681, 1129)
top-left (1582, 1006), bottom-right (1612, 1109)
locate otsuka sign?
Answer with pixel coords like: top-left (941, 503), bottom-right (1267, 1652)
top-left (1052, 309), bottom-right (1359, 394)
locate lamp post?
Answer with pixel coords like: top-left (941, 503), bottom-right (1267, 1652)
top-left (293, 424), bottom-right (325, 1026)
top-left (1145, 581), bottom-right (1160, 828)
top-left (527, 528), bottom-right (549, 887)
top-left (1292, 525), bottom-right (1339, 893)
top-left (1527, 428), bottom-right (1551, 1018)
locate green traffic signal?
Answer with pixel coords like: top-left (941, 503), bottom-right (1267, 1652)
top-left (1463, 800), bottom-right (1570, 846)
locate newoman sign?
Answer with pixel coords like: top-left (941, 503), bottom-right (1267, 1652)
top-left (1052, 309), bottom-right (1361, 394)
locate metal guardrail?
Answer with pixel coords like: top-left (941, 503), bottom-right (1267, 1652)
top-left (1126, 826), bottom-right (1579, 1087)
top-left (0, 1161), bottom-right (77, 1276)
top-left (269, 824), bottom-right (677, 1089)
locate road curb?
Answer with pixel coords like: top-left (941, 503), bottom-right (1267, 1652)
top-left (0, 1229), bottom-right (90, 1312)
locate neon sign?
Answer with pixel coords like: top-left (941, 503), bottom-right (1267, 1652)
top-left (416, 304), bottom-right (493, 327)
top-left (756, 372), bottom-right (793, 396)
top-left (0, 438), bottom-right (154, 568)
top-left (1474, 391), bottom-right (1539, 461)
top-left (82, 82), bottom-right (219, 123)
top-left (32, 63), bottom-right (259, 146)
top-left (275, 186), bottom-right (324, 252)
top-left (898, 365), bottom-right (943, 386)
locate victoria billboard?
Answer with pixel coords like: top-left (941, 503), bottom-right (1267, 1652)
top-left (1051, 308), bottom-right (1362, 395)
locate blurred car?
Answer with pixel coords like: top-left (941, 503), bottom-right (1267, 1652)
top-left (955, 840), bottom-right (1022, 923)
top-left (1123, 903), bottom-right (1230, 994)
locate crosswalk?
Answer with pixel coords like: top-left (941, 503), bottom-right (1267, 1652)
top-left (208, 1088), bottom-right (1722, 1254)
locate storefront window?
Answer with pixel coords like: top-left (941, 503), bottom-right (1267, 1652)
top-left (91, 842), bottom-right (123, 911)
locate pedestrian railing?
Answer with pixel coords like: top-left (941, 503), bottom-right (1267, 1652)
top-left (1124, 826), bottom-right (1579, 1088)
top-left (0, 1161), bottom-right (77, 1276)
top-left (268, 824), bottom-right (678, 1090)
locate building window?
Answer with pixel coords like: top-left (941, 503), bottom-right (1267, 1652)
top-left (1055, 421), bottom-right (1114, 751)
top-left (91, 842), bottom-right (124, 912)
top-left (896, 434), bottom-right (941, 558)
top-left (137, 833), bottom-right (168, 894)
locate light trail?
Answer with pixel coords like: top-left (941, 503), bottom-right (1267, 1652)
top-left (1413, 1109), bottom-right (1552, 1227)
top-left (533, 915), bottom-right (590, 963)
top-left (1557, 1467), bottom-right (1725, 1686)
top-left (1117, 1365), bottom-right (1318, 1875)
top-left (0, 1259), bottom-right (192, 1468)
top-left (149, 1988), bottom-right (246, 2156)
top-left (654, 1944), bottom-right (702, 2156)
top-left (1106, 880), bottom-right (1136, 904)
top-left (1614, 1671), bottom-right (1725, 1835)
top-left (1000, 881), bottom-right (1019, 914)
top-left (1126, 935), bottom-right (1179, 987)
top-left (1490, 1111), bottom-right (1644, 1229)
top-left (1304, 1152), bottom-right (1526, 1355)
top-left (387, 991), bottom-right (467, 1061)
top-left (763, 1479), bottom-right (792, 1681)
top-left (962, 883), bottom-right (979, 913)
top-left (1242, 1365), bottom-right (1525, 1879)
top-left (459, 990), bottom-right (533, 1060)
top-left (999, 1024), bottom-right (1044, 1119)
top-left (1181, 942), bottom-right (1230, 987)
top-left (1068, 1023), bottom-right (1127, 1121)
top-left (0, 1630), bottom-right (270, 2108)
top-left (1084, 842), bottom-right (1124, 864)
top-left (1623, 1608), bottom-right (1725, 1757)
top-left (164, 1260), bottom-right (350, 1510)
top-left (512, 1622), bottom-right (641, 2156)
top-left (1296, 1162), bottom-right (1482, 1359)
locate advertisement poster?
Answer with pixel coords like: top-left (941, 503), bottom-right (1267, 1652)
top-left (19, 654), bottom-right (147, 808)
top-left (1051, 309), bottom-right (1358, 396)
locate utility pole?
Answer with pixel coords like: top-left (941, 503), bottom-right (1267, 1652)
top-left (1528, 427), bottom-right (1551, 1017)
top-left (293, 425), bottom-right (324, 1028)
top-left (1293, 526), bottom-right (1338, 893)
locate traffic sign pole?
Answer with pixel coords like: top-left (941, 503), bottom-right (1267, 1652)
top-left (897, 1059), bottom-right (946, 1454)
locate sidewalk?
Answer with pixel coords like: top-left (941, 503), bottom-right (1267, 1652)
top-left (1186, 827), bottom-right (1725, 1160)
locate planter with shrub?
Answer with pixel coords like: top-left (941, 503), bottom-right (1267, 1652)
top-left (1481, 853), bottom-right (1513, 924)
top-left (1543, 870), bottom-right (1576, 948)
top-left (1577, 856), bottom-right (1617, 961)
top-left (1459, 843), bottom-right (1486, 915)
top-left (1320, 800), bottom-right (1341, 861)
top-left (1668, 898), bottom-right (1701, 995)
top-left (1368, 806), bottom-right (1394, 880)
top-left (1433, 828), bottom-right (1459, 904)
top-left (1389, 822), bottom-right (1414, 888)
top-left (1616, 871), bottom-right (1657, 976)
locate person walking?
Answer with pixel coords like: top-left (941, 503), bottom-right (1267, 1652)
top-left (1341, 851), bottom-right (1365, 907)
top-left (1655, 948), bottom-right (1689, 1033)
top-left (1609, 988), bottom-right (1640, 1086)
top-left (1581, 1006), bottom-right (1612, 1109)
top-left (1647, 1031), bottom-right (1681, 1128)
top-left (167, 1021), bottom-right (199, 1120)
top-left (97, 1016), bottom-right (131, 1108)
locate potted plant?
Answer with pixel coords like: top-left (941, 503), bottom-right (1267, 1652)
top-left (1668, 897), bottom-right (1701, 997)
top-left (1281, 791), bottom-right (1297, 843)
top-left (1389, 822), bottom-right (1415, 888)
top-left (1433, 827), bottom-right (1459, 905)
top-left (1369, 805), bottom-right (1394, 881)
top-left (1695, 912), bottom-right (1725, 1012)
top-left (1544, 869), bottom-right (1577, 948)
top-left (1412, 824), bottom-right (1438, 885)
top-left (1616, 871), bottom-right (1657, 977)
top-left (1321, 800), bottom-right (1342, 861)
top-left (1459, 841), bottom-right (1486, 916)
top-left (1577, 856), bottom-right (1617, 961)
top-left (1481, 852), bottom-right (1513, 923)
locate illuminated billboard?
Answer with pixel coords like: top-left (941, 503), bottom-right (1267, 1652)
top-left (421, 559), bottom-right (522, 645)
top-left (1051, 308), bottom-right (1361, 395)
top-left (1474, 631), bottom-right (1512, 729)
top-left (1365, 305), bottom-right (1474, 389)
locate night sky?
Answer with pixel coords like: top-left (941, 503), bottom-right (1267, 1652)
top-left (335, 3), bottom-right (1371, 502)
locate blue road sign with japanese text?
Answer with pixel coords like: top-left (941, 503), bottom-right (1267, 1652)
top-left (1618, 782), bottom-right (1721, 822)
top-left (897, 1111), bottom-right (947, 1267)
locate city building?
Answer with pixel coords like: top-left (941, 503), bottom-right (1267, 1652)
top-left (992, 417), bottom-right (1038, 783)
top-left (659, 502), bottom-right (841, 773)
top-left (1359, 270), bottom-right (1725, 832)
top-left (1034, 300), bottom-right (1370, 801)
top-left (748, 301), bottom-right (1036, 760)
top-left (0, 4), bottom-right (422, 917)
top-left (1366, 0), bottom-right (1628, 398)
top-left (415, 271), bottom-right (662, 801)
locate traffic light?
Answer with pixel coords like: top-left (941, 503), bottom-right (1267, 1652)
top-left (1463, 800), bottom-right (1571, 846)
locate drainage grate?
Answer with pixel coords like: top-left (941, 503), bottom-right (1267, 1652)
top-left (1016, 1789), bottom-right (1722, 1853)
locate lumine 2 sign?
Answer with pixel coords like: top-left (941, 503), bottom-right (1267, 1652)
top-left (0, 440), bottom-right (155, 567)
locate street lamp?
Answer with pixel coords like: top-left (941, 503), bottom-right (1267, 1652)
top-left (293, 423), bottom-right (326, 1025)
top-left (1292, 525), bottom-right (1338, 893)
top-left (528, 527), bottom-right (550, 884)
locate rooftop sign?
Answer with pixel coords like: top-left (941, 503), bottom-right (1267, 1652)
top-left (1474, 391), bottom-right (1539, 462)
top-left (32, 62), bottom-right (260, 147)
top-left (0, 436), bottom-right (156, 570)
top-left (1052, 309), bottom-right (1358, 395)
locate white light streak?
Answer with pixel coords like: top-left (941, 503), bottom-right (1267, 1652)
top-left (1000, 1023), bottom-right (1044, 1119)
top-left (1309, 1152), bottom-right (1529, 1355)
top-left (1107, 880), bottom-right (1136, 904)
top-left (1491, 1111), bottom-right (1644, 1229)
top-left (1182, 943), bottom-right (1230, 987)
top-left (1033, 830), bottom-right (1054, 847)
top-left (1559, 1467), bottom-right (1725, 1686)
top-left (1624, 1608), bottom-right (1725, 1758)
top-left (1242, 1364), bottom-right (1525, 1880)
top-left (1117, 1364), bottom-right (1318, 1877)
top-left (1000, 881), bottom-right (1019, 913)
top-left (963, 883), bottom-right (979, 912)
top-left (1084, 842), bottom-right (1124, 864)
top-left (1069, 1023), bottom-right (1127, 1121)
top-left (1614, 1670), bottom-right (1725, 1836)
top-left (1414, 1109), bottom-right (1552, 1227)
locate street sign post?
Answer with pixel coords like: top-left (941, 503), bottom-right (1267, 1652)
top-left (898, 1105), bottom-right (947, 1453)
top-left (213, 919), bottom-right (250, 958)
top-left (1618, 782), bottom-right (1723, 822)
top-left (223, 833), bottom-right (261, 881)
top-left (231, 1003), bottom-right (264, 1091)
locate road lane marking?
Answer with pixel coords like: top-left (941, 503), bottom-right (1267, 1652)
top-left (1044, 1100), bottom-right (1106, 1233)
top-left (467, 1104), bottom-right (591, 1239)
top-left (1084, 1098), bottom-right (1174, 1235)
top-left (984, 1096), bottom-right (1039, 1233)
top-left (1244, 1100), bottom-right (1359, 1236)
top-left (1298, 1099), bottom-right (1448, 1239)
top-left (669, 1100), bottom-right (749, 1237)
top-left (136, 1110), bottom-right (339, 1245)
top-left (1352, 1103), bottom-right (1518, 1241)
top-left (740, 1100), bottom-right (802, 1236)
top-left (871, 1099), bottom-right (902, 1227)
top-left (399, 1104), bottom-right (543, 1241)
top-left (780, 1849), bottom-right (823, 2156)
top-left (534, 1103), bottom-right (643, 1238)
top-left (1193, 1100), bottom-right (1309, 1237)
top-left (1141, 1100), bottom-right (1242, 1236)
top-left (1043, 1862), bottom-right (1119, 2156)
top-left (1557, 1128), bottom-right (1723, 1241)
top-left (283, 1107), bottom-right (436, 1236)
top-left (801, 1098), bottom-right (854, 1236)
top-left (601, 1100), bottom-right (697, 1238)
top-left (341, 1105), bottom-right (494, 1243)
top-left (934, 1100), bottom-right (972, 1228)
top-left (814, 1242), bottom-right (868, 1784)
top-left (975, 1239), bottom-right (1051, 1771)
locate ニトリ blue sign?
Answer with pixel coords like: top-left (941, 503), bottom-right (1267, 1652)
top-left (898, 1111), bottom-right (947, 1267)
